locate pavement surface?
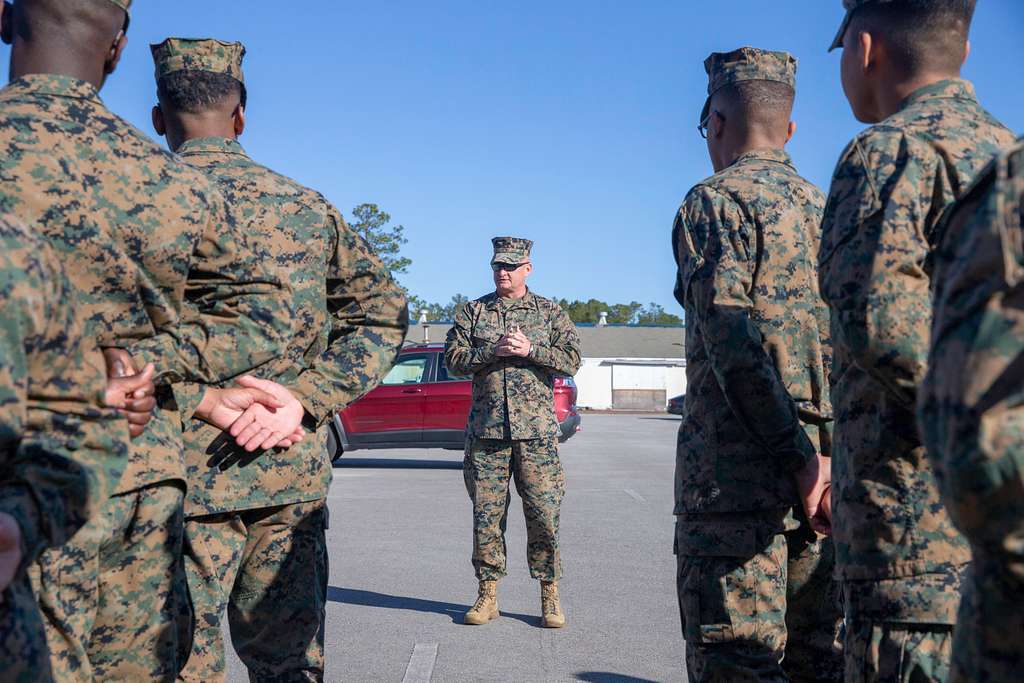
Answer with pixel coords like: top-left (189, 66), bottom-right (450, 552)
top-left (225, 413), bottom-right (684, 683)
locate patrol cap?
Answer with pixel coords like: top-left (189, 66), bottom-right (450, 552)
top-left (700, 47), bottom-right (797, 123)
top-left (830, 0), bottom-right (900, 51)
top-left (150, 37), bottom-right (246, 85)
top-left (491, 236), bottom-right (533, 265)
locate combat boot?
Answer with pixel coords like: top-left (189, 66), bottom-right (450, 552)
top-left (463, 580), bottom-right (499, 625)
top-left (541, 581), bottom-right (565, 628)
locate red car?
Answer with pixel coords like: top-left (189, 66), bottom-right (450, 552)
top-left (328, 343), bottom-right (581, 460)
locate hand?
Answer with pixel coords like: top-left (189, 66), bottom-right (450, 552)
top-left (227, 376), bottom-right (307, 452)
top-left (794, 454), bottom-right (831, 535)
top-left (0, 512), bottom-right (23, 597)
top-left (194, 386), bottom-right (304, 449)
top-left (104, 363), bottom-right (157, 438)
top-left (102, 347), bottom-right (138, 379)
top-left (495, 330), bottom-right (532, 358)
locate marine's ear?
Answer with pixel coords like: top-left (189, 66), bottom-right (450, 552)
top-left (151, 105), bottom-right (166, 137)
top-left (104, 30), bottom-right (128, 76)
top-left (233, 103), bottom-right (246, 138)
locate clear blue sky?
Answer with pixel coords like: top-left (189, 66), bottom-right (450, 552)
top-left (4, 1), bottom-right (1022, 314)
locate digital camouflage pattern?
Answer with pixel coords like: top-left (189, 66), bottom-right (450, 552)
top-left (671, 142), bottom-right (839, 680)
top-left (918, 139), bottom-right (1024, 682)
top-left (700, 47), bottom-right (797, 124)
top-left (843, 620), bottom-right (953, 683)
top-left (171, 136), bottom-right (408, 516)
top-left (675, 510), bottom-right (843, 682)
top-left (0, 73), bottom-right (289, 679)
top-left (31, 483), bottom-right (188, 682)
top-left (445, 290), bottom-right (581, 440)
top-left (463, 438), bottom-right (565, 581)
top-left (818, 79), bottom-right (1015, 625)
top-left (151, 38), bottom-right (246, 84)
top-left (0, 74), bottom-right (290, 494)
top-left (490, 236), bottom-right (533, 264)
top-left (180, 500), bottom-right (328, 682)
top-left (0, 216), bottom-right (127, 682)
top-left (672, 148), bottom-right (832, 515)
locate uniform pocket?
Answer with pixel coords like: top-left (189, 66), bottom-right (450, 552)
top-left (676, 521), bottom-right (760, 644)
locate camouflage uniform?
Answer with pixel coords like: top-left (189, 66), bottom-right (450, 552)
top-left (819, 5), bottom-right (1016, 672)
top-left (149, 38), bottom-right (408, 682)
top-left (918, 138), bottom-right (1024, 683)
top-left (672, 48), bottom-right (841, 683)
top-left (0, 25), bottom-right (289, 680)
top-left (0, 215), bottom-right (128, 683)
top-left (445, 238), bottom-right (582, 582)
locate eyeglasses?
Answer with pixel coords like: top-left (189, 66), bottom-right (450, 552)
top-left (491, 262), bottom-right (527, 273)
top-left (697, 109), bottom-right (724, 139)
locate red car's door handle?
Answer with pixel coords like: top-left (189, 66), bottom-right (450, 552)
top-left (402, 388), bottom-right (423, 394)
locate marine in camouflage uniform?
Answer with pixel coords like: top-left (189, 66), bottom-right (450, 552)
top-left (820, 1), bottom-right (1016, 679)
top-left (0, 215), bottom-right (129, 683)
top-left (672, 48), bottom-right (841, 682)
top-left (0, 2), bottom-right (291, 680)
top-left (445, 237), bottom-right (582, 628)
top-left (148, 38), bottom-right (407, 682)
top-left (918, 138), bottom-right (1024, 683)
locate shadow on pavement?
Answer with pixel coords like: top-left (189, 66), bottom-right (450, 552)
top-left (333, 457), bottom-right (462, 470)
top-left (637, 417), bottom-right (680, 422)
top-left (575, 674), bottom-right (661, 683)
top-left (326, 586), bottom-right (538, 626)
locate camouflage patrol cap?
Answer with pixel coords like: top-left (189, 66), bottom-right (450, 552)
top-left (491, 236), bottom-right (533, 265)
top-left (700, 47), bottom-right (797, 123)
top-left (829, 0), bottom-right (901, 51)
top-left (150, 37), bottom-right (246, 85)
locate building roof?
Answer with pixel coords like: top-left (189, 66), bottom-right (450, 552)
top-left (406, 322), bottom-right (684, 359)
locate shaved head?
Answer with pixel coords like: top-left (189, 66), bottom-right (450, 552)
top-left (714, 80), bottom-right (795, 137)
top-left (849, 0), bottom-right (975, 77)
top-left (11, 0), bottom-right (125, 44)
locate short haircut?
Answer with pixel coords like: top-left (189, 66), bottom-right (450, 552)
top-left (14, 0), bottom-right (125, 44)
top-left (156, 71), bottom-right (247, 114)
top-left (851, 0), bottom-right (976, 75)
top-left (716, 79), bottom-right (795, 132)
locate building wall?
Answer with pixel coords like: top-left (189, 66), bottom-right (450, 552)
top-left (574, 358), bottom-right (686, 411)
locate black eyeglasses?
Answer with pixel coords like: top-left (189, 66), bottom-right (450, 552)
top-left (491, 262), bottom-right (527, 273)
top-left (697, 109), bottom-right (725, 139)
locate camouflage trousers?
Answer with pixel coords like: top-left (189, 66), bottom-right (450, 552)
top-left (29, 482), bottom-right (188, 682)
top-left (463, 437), bottom-right (565, 581)
top-left (842, 570), bottom-right (964, 683)
top-left (949, 549), bottom-right (1024, 683)
top-left (179, 498), bottom-right (328, 683)
top-left (674, 509), bottom-right (843, 683)
top-left (0, 576), bottom-right (52, 683)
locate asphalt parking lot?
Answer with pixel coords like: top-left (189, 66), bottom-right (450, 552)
top-left (225, 413), bottom-right (684, 683)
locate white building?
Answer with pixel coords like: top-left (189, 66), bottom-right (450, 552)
top-left (407, 319), bottom-right (686, 412)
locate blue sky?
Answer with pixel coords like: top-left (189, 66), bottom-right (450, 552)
top-left (5, 1), bottom-right (1023, 314)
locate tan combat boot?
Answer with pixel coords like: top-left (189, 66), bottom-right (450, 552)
top-left (540, 581), bottom-right (565, 628)
top-left (463, 580), bottom-right (499, 625)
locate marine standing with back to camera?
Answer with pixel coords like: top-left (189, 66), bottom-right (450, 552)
top-left (445, 237), bottom-right (582, 628)
top-left (671, 47), bottom-right (842, 682)
top-left (819, 0), bottom-right (1015, 679)
top-left (148, 37), bottom-right (408, 682)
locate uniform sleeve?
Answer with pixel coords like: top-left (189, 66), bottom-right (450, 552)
top-left (0, 241), bottom-right (127, 574)
top-left (683, 187), bottom-right (815, 472)
top-left (818, 137), bottom-right (932, 408)
top-left (918, 148), bottom-right (1024, 540)
top-left (528, 305), bottom-right (582, 376)
top-left (445, 302), bottom-right (497, 375)
top-left (126, 189), bottom-right (292, 386)
top-left (290, 204), bottom-right (408, 427)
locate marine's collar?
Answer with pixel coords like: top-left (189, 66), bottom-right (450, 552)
top-left (176, 136), bottom-right (248, 157)
top-left (897, 78), bottom-right (977, 114)
top-left (484, 288), bottom-right (537, 310)
top-left (729, 147), bottom-right (794, 170)
top-left (5, 73), bottom-right (102, 102)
